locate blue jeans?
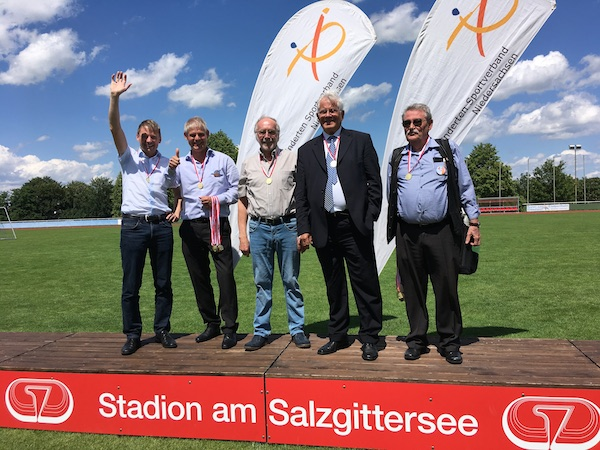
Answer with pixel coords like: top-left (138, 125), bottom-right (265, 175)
top-left (249, 217), bottom-right (304, 337)
top-left (120, 218), bottom-right (174, 338)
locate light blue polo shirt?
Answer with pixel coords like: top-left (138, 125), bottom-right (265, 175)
top-left (119, 146), bottom-right (178, 215)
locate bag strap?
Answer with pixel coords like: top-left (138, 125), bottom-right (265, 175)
top-left (386, 146), bottom-right (403, 242)
top-left (435, 138), bottom-right (463, 238)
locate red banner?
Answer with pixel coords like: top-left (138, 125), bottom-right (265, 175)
top-left (0, 371), bottom-right (266, 442)
top-left (2, 371), bottom-right (599, 449)
top-left (265, 378), bottom-right (600, 449)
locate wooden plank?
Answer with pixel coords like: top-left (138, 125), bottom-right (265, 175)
top-left (0, 333), bottom-right (598, 390)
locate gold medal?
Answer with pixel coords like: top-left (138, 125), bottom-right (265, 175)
top-left (405, 173), bottom-right (412, 180)
top-left (266, 178), bottom-right (272, 185)
top-left (198, 182), bottom-right (203, 189)
top-left (146, 176), bottom-right (150, 183)
top-left (217, 244), bottom-right (224, 252)
top-left (211, 245), bottom-right (218, 252)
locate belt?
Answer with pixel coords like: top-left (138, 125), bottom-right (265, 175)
top-left (122, 213), bottom-right (167, 223)
top-left (326, 210), bottom-right (350, 219)
top-left (251, 214), bottom-right (295, 225)
top-left (187, 217), bottom-right (210, 223)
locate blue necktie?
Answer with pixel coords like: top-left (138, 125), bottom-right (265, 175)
top-left (324, 136), bottom-right (338, 212)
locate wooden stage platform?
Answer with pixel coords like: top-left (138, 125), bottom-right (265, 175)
top-left (1, 332), bottom-right (599, 449)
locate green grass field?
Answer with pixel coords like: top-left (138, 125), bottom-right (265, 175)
top-left (0, 211), bottom-right (599, 449)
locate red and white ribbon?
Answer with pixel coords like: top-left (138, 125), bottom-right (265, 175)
top-left (210, 196), bottom-right (222, 251)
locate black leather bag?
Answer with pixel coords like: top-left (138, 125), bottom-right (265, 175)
top-left (436, 139), bottom-right (479, 275)
top-left (459, 224), bottom-right (479, 275)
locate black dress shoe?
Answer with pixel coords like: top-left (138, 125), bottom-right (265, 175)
top-left (404, 346), bottom-right (430, 360)
top-left (155, 330), bottom-right (177, 348)
top-left (221, 333), bottom-right (237, 349)
top-left (361, 343), bottom-right (378, 361)
top-left (195, 325), bottom-right (221, 343)
top-left (121, 338), bottom-right (141, 356)
top-left (442, 349), bottom-right (463, 364)
top-left (317, 339), bottom-right (350, 355)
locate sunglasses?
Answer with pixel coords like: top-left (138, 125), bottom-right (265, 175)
top-left (402, 118), bottom-right (425, 128)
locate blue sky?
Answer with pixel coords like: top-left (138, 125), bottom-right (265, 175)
top-left (1, 0), bottom-right (599, 192)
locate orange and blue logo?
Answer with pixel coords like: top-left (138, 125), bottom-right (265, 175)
top-left (447, 0), bottom-right (518, 56)
top-left (288, 7), bottom-right (346, 80)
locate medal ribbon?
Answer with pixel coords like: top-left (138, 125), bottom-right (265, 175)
top-left (259, 150), bottom-right (278, 180)
top-left (210, 196), bottom-right (222, 249)
top-left (192, 152), bottom-right (209, 187)
top-left (144, 153), bottom-right (161, 181)
top-left (406, 137), bottom-right (430, 176)
top-left (324, 135), bottom-right (339, 161)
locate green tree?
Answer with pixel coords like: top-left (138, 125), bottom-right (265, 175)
top-left (518, 159), bottom-right (572, 203)
top-left (208, 129), bottom-right (238, 161)
top-left (63, 181), bottom-right (93, 218)
top-left (582, 177), bottom-right (600, 202)
top-left (111, 172), bottom-right (122, 217)
top-left (0, 191), bottom-right (9, 209)
top-left (9, 177), bottom-right (66, 220)
top-left (89, 177), bottom-right (114, 217)
top-left (465, 143), bottom-right (517, 198)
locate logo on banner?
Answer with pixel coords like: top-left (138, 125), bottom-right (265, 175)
top-left (288, 7), bottom-right (346, 81)
top-left (5, 378), bottom-right (74, 424)
top-left (447, 0), bottom-right (519, 56)
top-left (502, 396), bottom-right (600, 449)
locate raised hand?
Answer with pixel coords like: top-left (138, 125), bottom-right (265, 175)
top-left (110, 71), bottom-right (132, 97)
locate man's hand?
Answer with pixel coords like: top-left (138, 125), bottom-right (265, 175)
top-left (169, 148), bottom-right (180, 170)
top-left (297, 233), bottom-right (312, 253)
top-left (466, 225), bottom-right (481, 246)
top-left (110, 71), bottom-right (131, 97)
top-left (239, 236), bottom-right (250, 256)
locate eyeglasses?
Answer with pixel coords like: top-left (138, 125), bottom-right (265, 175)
top-left (318, 108), bottom-right (340, 116)
top-left (402, 118), bottom-right (425, 128)
top-left (257, 129), bottom-right (278, 136)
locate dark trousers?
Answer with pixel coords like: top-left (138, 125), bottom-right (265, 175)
top-left (315, 214), bottom-right (382, 344)
top-left (179, 219), bottom-right (238, 334)
top-left (120, 218), bottom-right (174, 338)
top-left (395, 219), bottom-right (462, 351)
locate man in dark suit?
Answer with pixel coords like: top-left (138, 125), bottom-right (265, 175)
top-left (295, 91), bottom-right (383, 361)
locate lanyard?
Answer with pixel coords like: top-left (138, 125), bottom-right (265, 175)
top-left (405, 137), bottom-right (430, 179)
top-left (144, 154), bottom-right (161, 182)
top-left (192, 152), bottom-right (209, 189)
top-left (259, 151), bottom-right (278, 185)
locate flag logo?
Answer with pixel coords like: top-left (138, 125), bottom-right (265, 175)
top-left (447, 0), bottom-right (519, 56)
top-left (288, 8), bottom-right (346, 81)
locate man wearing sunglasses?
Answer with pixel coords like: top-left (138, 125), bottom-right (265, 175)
top-left (387, 103), bottom-right (480, 364)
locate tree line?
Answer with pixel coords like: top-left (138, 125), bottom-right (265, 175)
top-left (1, 140), bottom-right (599, 220)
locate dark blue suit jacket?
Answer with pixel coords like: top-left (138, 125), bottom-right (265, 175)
top-left (295, 127), bottom-right (382, 248)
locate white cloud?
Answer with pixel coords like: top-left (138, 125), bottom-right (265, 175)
top-left (341, 82), bottom-right (393, 112)
top-left (73, 142), bottom-right (108, 162)
top-left (0, 0), bottom-right (102, 85)
top-left (37, 135), bottom-right (50, 142)
top-left (95, 53), bottom-right (190, 98)
top-left (168, 68), bottom-right (230, 108)
top-left (507, 93), bottom-right (600, 139)
top-left (370, 3), bottom-right (427, 45)
top-left (0, 29), bottom-right (87, 85)
top-left (577, 54), bottom-right (600, 89)
top-left (494, 51), bottom-right (571, 101)
top-left (0, 145), bottom-right (113, 191)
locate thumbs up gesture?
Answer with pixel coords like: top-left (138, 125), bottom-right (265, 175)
top-left (169, 148), bottom-right (180, 170)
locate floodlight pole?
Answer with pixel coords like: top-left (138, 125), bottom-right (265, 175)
top-left (570, 144), bottom-right (581, 202)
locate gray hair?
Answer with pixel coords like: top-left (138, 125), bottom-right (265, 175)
top-left (402, 103), bottom-right (432, 122)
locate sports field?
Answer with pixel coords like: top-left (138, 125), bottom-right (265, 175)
top-left (0, 211), bottom-right (598, 449)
